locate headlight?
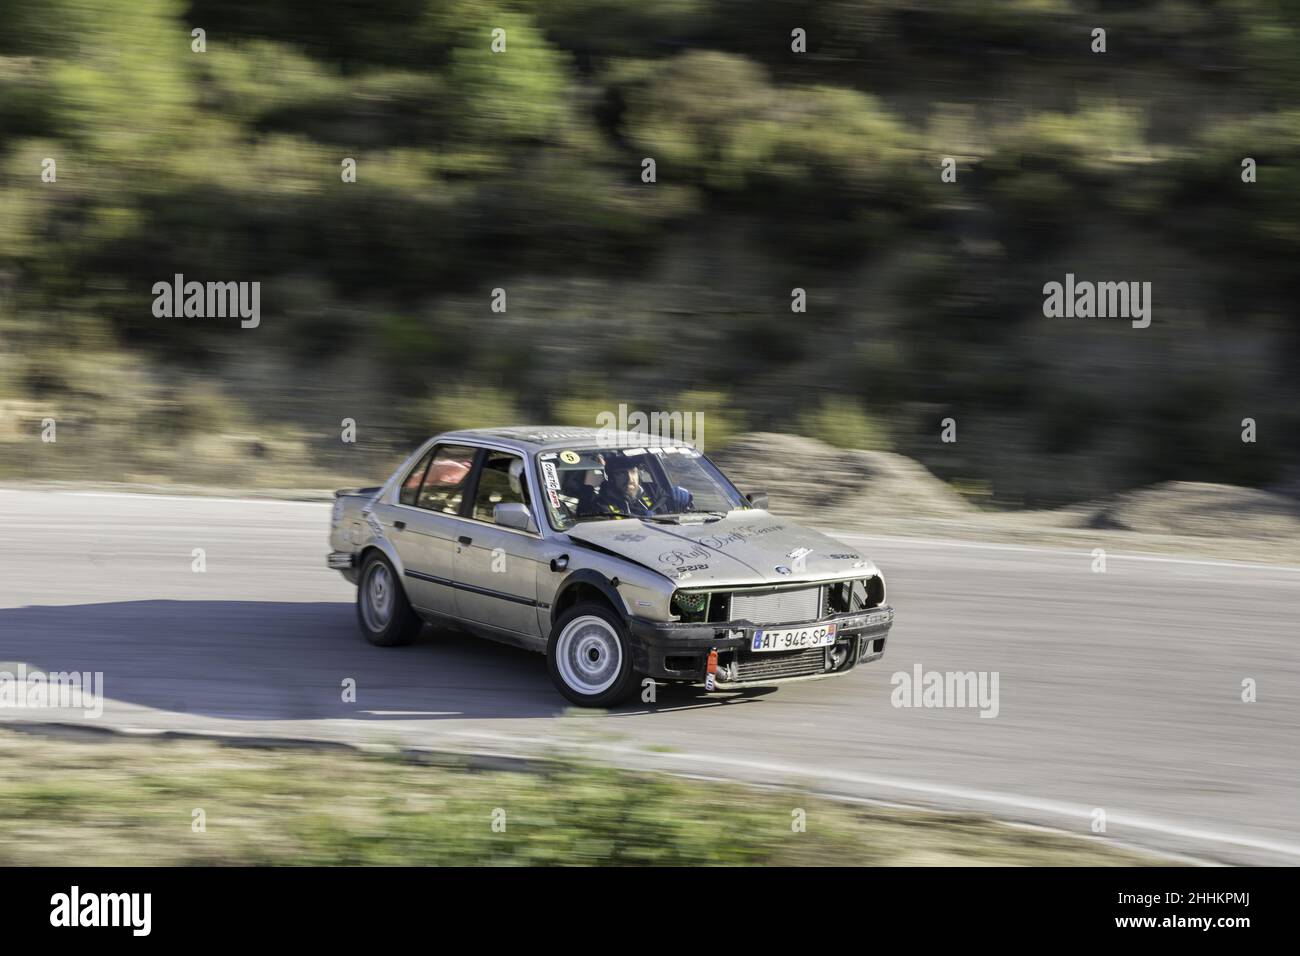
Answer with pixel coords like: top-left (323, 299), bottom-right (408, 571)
top-left (671, 590), bottom-right (708, 622)
top-left (828, 576), bottom-right (885, 613)
top-left (869, 574), bottom-right (886, 607)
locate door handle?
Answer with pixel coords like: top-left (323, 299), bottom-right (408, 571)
top-left (393, 520), bottom-right (406, 531)
top-left (458, 535), bottom-right (473, 546)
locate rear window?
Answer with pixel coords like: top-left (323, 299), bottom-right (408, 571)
top-left (399, 450), bottom-right (433, 506)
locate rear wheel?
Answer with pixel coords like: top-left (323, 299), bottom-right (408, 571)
top-left (356, 552), bottom-right (422, 647)
top-left (547, 603), bottom-right (639, 707)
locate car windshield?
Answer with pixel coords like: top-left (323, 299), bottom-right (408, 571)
top-left (536, 445), bottom-right (748, 530)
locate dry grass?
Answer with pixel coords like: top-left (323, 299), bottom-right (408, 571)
top-left (0, 729), bottom-right (1161, 866)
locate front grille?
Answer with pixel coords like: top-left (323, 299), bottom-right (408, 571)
top-left (733, 646), bottom-right (827, 682)
top-left (729, 586), bottom-right (821, 625)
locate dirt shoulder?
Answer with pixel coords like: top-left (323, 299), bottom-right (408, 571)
top-left (718, 433), bottom-right (1300, 565)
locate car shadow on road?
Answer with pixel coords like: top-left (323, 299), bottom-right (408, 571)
top-left (0, 600), bottom-right (775, 723)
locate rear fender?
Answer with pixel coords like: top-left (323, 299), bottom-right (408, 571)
top-left (356, 526), bottom-right (407, 583)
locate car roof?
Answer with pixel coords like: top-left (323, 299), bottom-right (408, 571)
top-left (436, 426), bottom-right (695, 453)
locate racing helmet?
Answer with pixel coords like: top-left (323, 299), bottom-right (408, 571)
top-left (508, 457), bottom-right (525, 496)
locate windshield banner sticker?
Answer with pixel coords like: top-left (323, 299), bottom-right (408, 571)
top-left (542, 460), bottom-right (561, 491)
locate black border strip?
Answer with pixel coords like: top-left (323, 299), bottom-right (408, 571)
top-left (404, 569), bottom-right (543, 608)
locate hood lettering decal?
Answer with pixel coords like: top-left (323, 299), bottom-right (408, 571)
top-left (566, 513), bottom-right (876, 584)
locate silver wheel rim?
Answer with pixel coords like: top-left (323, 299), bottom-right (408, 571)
top-left (555, 615), bottom-right (623, 696)
top-left (362, 562), bottom-right (394, 632)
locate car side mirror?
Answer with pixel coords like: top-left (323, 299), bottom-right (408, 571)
top-left (494, 502), bottom-right (536, 532)
top-left (746, 491), bottom-right (770, 510)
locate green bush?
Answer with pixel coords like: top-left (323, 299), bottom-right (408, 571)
top-left (798, 396), bottom-right (891, 451)
top-left (406, 386), bottom-right (523, 437)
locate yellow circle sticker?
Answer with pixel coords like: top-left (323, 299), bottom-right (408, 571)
top-left (559, 450), bottom-right (580, 465)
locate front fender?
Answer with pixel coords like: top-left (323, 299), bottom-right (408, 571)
top-left (548, 555), bottom-right (678, 628)
top-left (551, 568), bottom-right (627, 628)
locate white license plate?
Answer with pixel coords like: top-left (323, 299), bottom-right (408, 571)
top-left (751, 623), bottom-right (838, 653)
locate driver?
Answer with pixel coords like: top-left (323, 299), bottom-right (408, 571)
top-left (592, 457), bottom-right (657, 517)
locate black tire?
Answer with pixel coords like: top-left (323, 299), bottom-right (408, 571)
top-left (356, 552), bottom-right (422, 647)
top-left (546, 602), bottom-right (640, 707)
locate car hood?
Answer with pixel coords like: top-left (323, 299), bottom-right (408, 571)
top-left (564, 510), bottom-right (878, 587)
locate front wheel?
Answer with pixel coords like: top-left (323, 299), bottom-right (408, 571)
top-left (356, 552), bottom-right (422, 647)
top-left (547, 604), bottom-right (639, 707)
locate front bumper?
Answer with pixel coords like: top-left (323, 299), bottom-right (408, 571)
top-left (628, 606), bottom-right (894, 687)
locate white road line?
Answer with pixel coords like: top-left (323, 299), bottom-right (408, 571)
top-left (0, 489), bottom-right (329, 507)
top-left (440, 729), bottom-right (1300, 860)
top-left (0, 525), bottom-right (324, 535)
top-left (663, 770), bottom-right (1218, 865)
top-left (827, 530), bottom-right (1300, 574)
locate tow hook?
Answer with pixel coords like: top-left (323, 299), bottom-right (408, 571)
top-left (704, 648), bottom-right (719, 691)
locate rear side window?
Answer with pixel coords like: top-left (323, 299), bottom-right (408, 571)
top-left (412, 445), bottom-right (477, 514)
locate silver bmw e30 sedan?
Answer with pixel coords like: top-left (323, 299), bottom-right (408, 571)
top-left (327, 426), bottom-right (895, 707)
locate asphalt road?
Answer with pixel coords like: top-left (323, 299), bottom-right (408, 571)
top-left (1, 488), bottom-right (1297, 864)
